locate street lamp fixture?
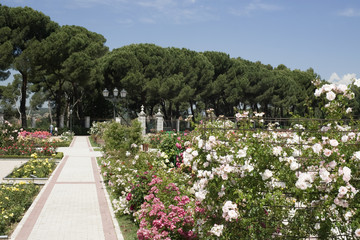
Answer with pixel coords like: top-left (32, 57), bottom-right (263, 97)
top-left (120, 88), bottom-right (127, 98)
top-left (103, 87), bottom-right (127, 120)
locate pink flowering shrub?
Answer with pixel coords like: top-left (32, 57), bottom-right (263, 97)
top-left (136, 172), bottom-right (197, 240)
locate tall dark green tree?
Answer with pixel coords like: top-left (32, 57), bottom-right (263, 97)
top-left (30, 25), bottom-right (108, 127)
top-left (0, 5), bottom-right (58, 127)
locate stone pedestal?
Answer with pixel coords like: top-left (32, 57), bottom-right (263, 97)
top-left (138, 105), bottom-right (146, 135)
top-left (155, 108), bottom-right (163, 132)
top-left (85, 116), bottom-right (90, 128)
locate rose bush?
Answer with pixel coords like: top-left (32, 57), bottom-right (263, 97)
top-left (100, 81), bottom-right (360, 239)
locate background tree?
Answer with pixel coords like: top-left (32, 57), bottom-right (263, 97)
top-left (30, 25), bottom-right (108, 127)
top-left (0, 5), bottom-right (58, 128)
top-left (0, 74), bottom-right (22, 121)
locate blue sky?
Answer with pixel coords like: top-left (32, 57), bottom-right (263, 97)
top-left (2, 0), bottom-right (360, 85)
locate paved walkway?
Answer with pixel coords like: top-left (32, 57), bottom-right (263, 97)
top-left (0, 160), bottom-right (28, 183)
top-left (10, 136), bottom-right (123, 240)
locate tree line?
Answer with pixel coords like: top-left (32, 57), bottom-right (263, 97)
top-left (0, 5), bottom-right (355, 128)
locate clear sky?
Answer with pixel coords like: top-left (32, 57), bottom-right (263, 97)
top-left (2, 0), bottom-right (360, 85)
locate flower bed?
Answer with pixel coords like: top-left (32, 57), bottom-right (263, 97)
top-left (18, 130), bottom-right (52, 140)
top-left (3, 153), bottom-right (58, 185)
top-left (0, 182), bottom-right (40, 236)
top-left (0, 141), bottom-right (56, 156)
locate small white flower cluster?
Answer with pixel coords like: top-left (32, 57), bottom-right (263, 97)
top-left (235, 111), bottom-right (249, 120)
top-left (209, 224), bottom-right (224, 237)
top-left (222, 201), bottom-right (239, 222)
top-left (112, 196), bottom-right (130, 215)
top-left (193, 177), bottom-right (209, 202)
top-left (261, 169), bottom-right (273, 181)
top-left (295, 172), bottom-right (314, 190)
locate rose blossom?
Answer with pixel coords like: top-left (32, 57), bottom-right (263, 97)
top-left (290, 161), bottom-right (300, 171)
top-left (353, 151), bottom-right (360, 161)
top-left (342, 167), bottom-right (352, 182)
top-left (295, 172), bottom-right (313, 190)
top-left (323, 148), bottom-right (332, 157)
top-left (261, 169), bottom-right (273, 181)
top-left (312, 143), bottom-right (322, 154)
top-left (328, 160), bottom-right (337, 169)
top-left (272, 146), bottom-right (282, 156)
top-left (323, 84), bottom-right (335, 92)
top-left (319, 168), bottom-right (332, 183)
top-left (326, 91), bottom-right (336, 101)
top-left (329, 139), bottom-right (339, 147)
top-left (314, 88), bottom-right (322, 97)
top-left (338, 186), bottom-right (348, 198)
top-left (210, 224), bottom-right (224, 237)
top-left (355, 228), bottom-right (360, 237)
top-left (222, 201), bottom-right (239, 221)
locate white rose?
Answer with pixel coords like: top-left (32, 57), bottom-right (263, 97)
top-left (314, 88), bottom-right (322, 97)
top-left (355, 228), bottom-right (360, 237)
top-left (312, 143), bottom-right (322, 154)
top-left (326, 91), bottom-right (336, 101)
top-left (192, 150), bottom-right (199, 157)
top-left (338, 186), bottom-right (348, 197)
top-left (354, 79), bottom-right (360, 87)
top-left (323, 148), bottom-right (332, 157)
top-left (210, 224), bottom-right (224, 237)
top-left (290, 161), bottom-right (300, 171)
top-left (329, 139), bottom-right (339, 147)
top-left (353, 151), bottom-right (360, 160)
top-left (272, 146), bottom-right (282, 156)
top-left (336, 84), bottom-right (347, 93)
top-left (261, 169), bottom-right (273, 181)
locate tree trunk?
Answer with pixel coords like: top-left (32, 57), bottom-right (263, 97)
top-left (55, 89), bottom-right (62, 128)
top-left (48, 101), bottom-right (53, 124)
top-left (20, 73), bottom-right (28, 128)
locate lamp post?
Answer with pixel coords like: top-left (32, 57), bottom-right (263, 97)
top-left (103, 88), bottom-right (127, 120)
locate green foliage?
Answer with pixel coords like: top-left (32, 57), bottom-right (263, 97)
top-left (102, 120), bottom-right (143, 153)
top-left (158, 131), bottom-right (189, 167)
top-left (29, 25), bottom-right (109, 127)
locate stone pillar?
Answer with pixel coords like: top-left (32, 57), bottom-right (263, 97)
top-left (0, 113), bottom-right (4, 125)
top-left (31, 117), bottom-right (36, 128)
top-left (85, 116), bottom-right (90, 128)
top-left (176, 119), bottom-right (180, 132)
top-left (138, 105), bottom-right (146, 135)
top-left (155, 108), bottom-right (163, 132)
top-left (59, 115), bottom-right (64, 128)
